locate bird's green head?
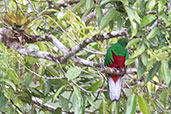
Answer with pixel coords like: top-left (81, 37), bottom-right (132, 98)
top-left (117, 38), bottom-right (128, 47)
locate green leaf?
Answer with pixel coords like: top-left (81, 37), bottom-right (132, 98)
top-left (161, 60), bottom-right (171, 86)
top-left (160, 13), bottom-right (171, 27)
top-left (137, 57), bottom-right (146, 79)
top-left (146, 62), bottom-right (160, 82)
top-left (37, 42), bottom-right (47, 51)
top-left (45, 15), bottom-right (60, 28)
top-left (96, 5), bottom-right (103, 26)
top-left (86, 95), bottom-right (96, 107)
top-left (3, 79), bottom-right (16, 91)
top-left (74, 0), bottom-right (86, 11)
top-left (7, 69), bottom-right (19, 86)
top-left (53, 85), bottom-right (65, 102)
top-left (137, 95), bottom-right (151, 114)
top-left (141, 15), bottom-right (157, 27)
top-left (66, 66), bottom-right (82, 81)
top-left (125, 94), bottom-right (136, 114)
top-left (100, 7), bottom-right (120, 30)
top-left (17, 90), bottom-right (32, 103)
top-left (50, 79), bottom-right (68, 86)
top-left (100, 0), bottom-right (120, 6)
top-left (82, 0), bottom-right (93, 17)
top-left (149, 37), bottom-right (158, 47)
top-left (0, 90), bottom-right (8, 111)
top-left (31, 88), bottom-right (44, 98)
top-left (54, 107), bottom-right (62, 114)
top-left (158, 0), bottom-right (166, 13)
top-left (86, 0), bottom-right (93, 12)
top-left (147, 27), bottom-right (159, 40)
top-left (43, 80), bottom-right (51, 96)
top-left (41, 95), bottom-right (53, 106)
top-left (146, 59), bottom-right (156, 71)
top-left (22, 73), bottom-right (33, 86)
top-left (46, 66), bottom-right (58, 76)
top-left (33, 109), bottom-right (37, 114)
top-left (25, 56), bottom-right (38, 63)
top-left (109, 20), bottom-right (114, 30)
top-left (13, 97), bottom-right (23, 108)
top-left (88, 80), bottom-right (103, 92)
top-left (102, 97), bottom-right (107, 113)
top-left (146, 0), bottom-right (156, 11)
top-left (116, 102), bottom-right (121, 114)
top-left (126, 38), bottom-right (141, 48)
top-left (125, 6), bottom-right (141, 24)
top-left (160, 89), bottom-right (167, 106)
top-left (42, 9), bottom-right (59, 14)
top-left (141, 52), bottom-right (149, 66)
top-left (125, 6), bottom-right (141, 37)
top-left (157, 30), bottom-right (164, 42)
top-left (59, 96), bottom-right (69, 112)
top-left (117, 16), bottom-right (123, 30)
top-left (125, 57), bottom-right (137, 65)
top-left (73, 86), bottom-right (84, 114)
top-left (130, 43), bottom-right (146, 59)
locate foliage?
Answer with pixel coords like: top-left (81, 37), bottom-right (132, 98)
top-left (0, 0), bottom-right (170, 114)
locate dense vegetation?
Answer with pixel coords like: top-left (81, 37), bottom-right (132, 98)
top-left (0, 0), bottom-right (170, 114)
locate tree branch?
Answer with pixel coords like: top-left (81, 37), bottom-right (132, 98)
top-left (150, 80), bottom-right (170, 89)
top-left (61, 29), bottom-right (128, 62)
top-left (23, 29), bottom-right (128, 64)
top-left (36, 35), bottom-right (69, 55)
top-left (0, 27), bottom-right (134, 76)
top-left (148, 19), bottom-right (159, 30)
top-left (71, 56), bottom-right (137, 75)
top-left (32, 96), bottom-right (56, 112)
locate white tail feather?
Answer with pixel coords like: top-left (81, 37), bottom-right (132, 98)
top-left (108, 76), bottom-right (121, 101)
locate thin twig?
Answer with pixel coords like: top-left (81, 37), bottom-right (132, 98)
top-left (71, 80), bottom-right (92, 93)
top-left (150, 80), bottom-right (170, 89)
top-left (148, 19), bottom-right (158, 30)
top-left (127, 74), bottom-right (169, 89)
top-left (27, 0), bottom-right (38, 13)
top-left (53, 23), bottom-right (77, 44)
top-left (17, 60), bottom-right (65, 80)
top-left (13, 0), bottom-right (25, 16)
top-left (53, 24), bottom-right (105, 55)
top-left (84, 48), bottom-right (105, 55)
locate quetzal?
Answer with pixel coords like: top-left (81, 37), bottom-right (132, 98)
top-left (104, 38), bottom-right (128, 101)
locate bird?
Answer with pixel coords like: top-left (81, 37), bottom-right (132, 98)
top-left (104, 38), bottom-right (129, 101)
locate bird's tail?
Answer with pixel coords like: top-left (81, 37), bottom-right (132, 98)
top-left (108, 76), bottom-right (121, 101)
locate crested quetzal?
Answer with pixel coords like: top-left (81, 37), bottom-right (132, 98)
top-left (104, 38), bottom-right (129, 101)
